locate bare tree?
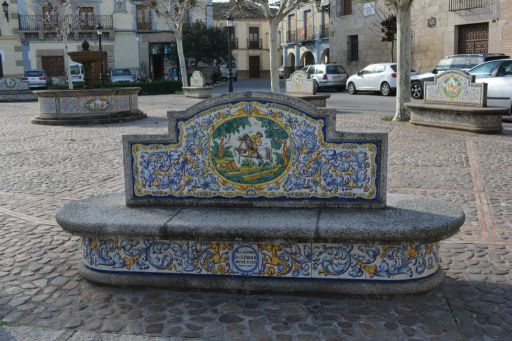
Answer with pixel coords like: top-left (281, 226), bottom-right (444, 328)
top-left (233, 0), bottom-right (312, 93)
top-left (385, 0), bottom-right (414, 121)
top-left (38, 0), bottom-right (81, 90)
top-left (138, 0), bottom-right (198, 87)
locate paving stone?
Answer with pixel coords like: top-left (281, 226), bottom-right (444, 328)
top-left (219, 314), bottom-right (244, 323)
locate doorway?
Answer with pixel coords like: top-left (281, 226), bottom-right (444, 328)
top-left (249, 56), bottom-right (260, 78)
top-left (458, 23), bottom-right (489, 54)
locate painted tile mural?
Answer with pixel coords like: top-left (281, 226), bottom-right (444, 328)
top-left (82, 237), bottom-right (439, 281)
top-left (131, 100), bottom-right (379, 201)
top-left (425, 70), bottom-right (485, 106)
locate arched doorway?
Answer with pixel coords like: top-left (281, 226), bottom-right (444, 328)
top-left (300, 51), bottom-right (315, 67)
top-left (321, 48), bottom-right (329, 64)
top-left (288, 52), bottom-right (295, 69)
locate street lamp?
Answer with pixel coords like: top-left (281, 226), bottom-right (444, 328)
top-left (96, 23), bottom-right (104, 86)
top-left (226, 14), bottom-right (234, 93)
top-left (2, 1), bottom-right (9, 22)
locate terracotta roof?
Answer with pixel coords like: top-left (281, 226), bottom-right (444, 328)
top-left (213, 2), bottom-right (272, 20)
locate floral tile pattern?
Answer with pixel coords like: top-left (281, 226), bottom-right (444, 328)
top-left (131, 100), bottom-right (379, 202)
top-left (82, 237), bottom-right (439, 281)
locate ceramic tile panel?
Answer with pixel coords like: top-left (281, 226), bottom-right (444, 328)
top-left (424, 70), bottom-right (486, 106)
top-left (82, 237), bottom-right (439, 282)
top-left (129, 99), bottom-right (380, 203)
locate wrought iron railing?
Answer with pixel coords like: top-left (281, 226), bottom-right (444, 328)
top-left (287, 30), bottom-right (297, 43)
top-left (247, 39), bottom-right (262, 49)
top-left (449, 0), bottom-right (486, 11)
top-left (19, 14), bottom-right (113, 31)
top-left (298, 25), bottom-right (314, 42)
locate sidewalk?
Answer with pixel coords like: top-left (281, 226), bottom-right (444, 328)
top-left (0, 94), bottom-right (510, 340)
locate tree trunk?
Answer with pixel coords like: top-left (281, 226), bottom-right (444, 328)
top-left (393, 1), bottom-right (412, 121)
top-left (176, 30), bottom-right (189, 87)
top-left (268, 18), bottom-right (280, 93)
top-left (63, 34), bottom-right (74, 90)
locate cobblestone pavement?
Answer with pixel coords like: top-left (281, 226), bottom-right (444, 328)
top-left (0, 95), bottom-right (511, 340)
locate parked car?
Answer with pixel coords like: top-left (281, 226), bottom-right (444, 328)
top-left (346, 63), bottom-right (400, 96)
top-left (219, 61), bottom-right (237, 81)
top-left (411, 53), bottom-right (509, 99)
top-left (22, 70), bottom-right (52, 89)
top-left (300, 64), bottom-right (348, 91)
top-left (69, 63), bottom-right (84, 83)
top-left (468, 59), bottom-right (512, 112)
top-left (110, 69), bottom-right (135, 83)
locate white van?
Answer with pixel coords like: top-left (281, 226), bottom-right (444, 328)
top-left (69, 62), bottom-right (84, 83)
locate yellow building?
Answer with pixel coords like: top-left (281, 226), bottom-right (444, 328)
top-left (1, 0), bottom-right (212, 79)
top-left (213, 2), bottom-right (274, 79)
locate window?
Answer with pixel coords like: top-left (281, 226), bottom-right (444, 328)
top-left (79, 7), bottom-right (94, 30)
top-left (114, 0), bottom-right (126, 13)
top-left (136, 5), bottom-right (152, 31)
top-left (348, 35), bottom-right (358, 62)
top-left (469, 61), bottom-right (500, 77)
top-left (495, 61), bottom-right (512, 77)
top-left (435, 58), bottom-right (453, 72)
top-left (326, 65), bottom-right (346, 74)
top-left (248, 27), bottom-right (260, 49)
top-left (360, 64), bottom-right (374, 75)
top-left (336, 0), bottom-right (352, 17)
top-left (374, 65), bottom-right (386, 73)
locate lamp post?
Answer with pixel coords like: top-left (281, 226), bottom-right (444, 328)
top-left (226, 15), bottom-right (234, 93)
top-left (96, 23), bottom-right (104, 87)
top-left (2, 1), bottom-right (8, 22)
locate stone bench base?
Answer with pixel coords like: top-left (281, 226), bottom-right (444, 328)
top-left (183, 86), bottom-right (213, 99)
top-left (406, 103), bottom-right (509, 133)
top-left (287, 94), bottom-right (330, 107)
top-left (0, 90), bottom-right (37, 102)
top-left (33, 88), bottom-right (146, 125)
top-left (56, 193), bottom-right (463, 295)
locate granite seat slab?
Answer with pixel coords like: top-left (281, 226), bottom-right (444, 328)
top-left (56, 192), bottom-right (463, 244)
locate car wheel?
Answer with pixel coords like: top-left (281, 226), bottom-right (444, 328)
top-left (313, 80), bottom-right (319, 93)
top-left (380, 82), bottom-right (392, 96)
top-left (411, 81), bottom-right (423, 99)
top-left (347, 82), bottom-right (356, 95)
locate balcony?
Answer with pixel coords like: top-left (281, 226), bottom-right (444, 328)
top-left (298, 25), bottom-right (315, 43)
top-left (287, 30), bottom-right (297, 44)
top-left (247, 39), bottom-right (262, 49)
top-left (449, 0), bottom-right (487, 11)
top-left (319, 24), bottom-right (329, 39)
top-left (19, 14), bottom-right (113, 32)
top-left (137, 20), bottom-right (152, 31)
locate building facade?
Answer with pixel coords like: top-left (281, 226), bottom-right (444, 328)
top-left (213, 2), bottom-right (273, 80)
top-left (279, 0), bottom-right (330, 77)
top-left (330, 0), bottom-right (512, 75)
top-left (0, 0), bottom-right (212, 79)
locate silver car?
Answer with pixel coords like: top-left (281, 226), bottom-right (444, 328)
top-left (300, 64), bottom-right (348, 91)
top-left (469, 59), bottom-right (512, 112)
top-left (110, 69), bottom-right (135, 83)
top-left (219, 61), bottom-right (237, 81)
top-left (23, 70), bottom-right (51, 89)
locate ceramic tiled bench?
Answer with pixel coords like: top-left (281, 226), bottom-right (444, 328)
top-left (407, 70), bottom-right (509, 133)
top-left (57, 91), bottom-right (464, 294)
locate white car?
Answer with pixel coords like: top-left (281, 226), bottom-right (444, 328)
top-left (346, 63), bottom-right (398, 96)
top-left (469, 59), bottom-right (512, 112)
top-left (300, 64), bottom-right (348, 91)
top-left (219, 61), bottom-right (237, 81)
top-left (110, 69), bottom-right (135, 83)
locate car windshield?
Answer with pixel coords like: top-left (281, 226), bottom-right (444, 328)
top-left (25, 71), bottom-right (43, 77)
top-left (435, 58), bottom-right (452, 72)
top-left (326, 65), bottom-right (346, 74)
top-left (112, 69), bottom-right (131, 76)
top-left (70, 66), bottom-right (82, 75)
